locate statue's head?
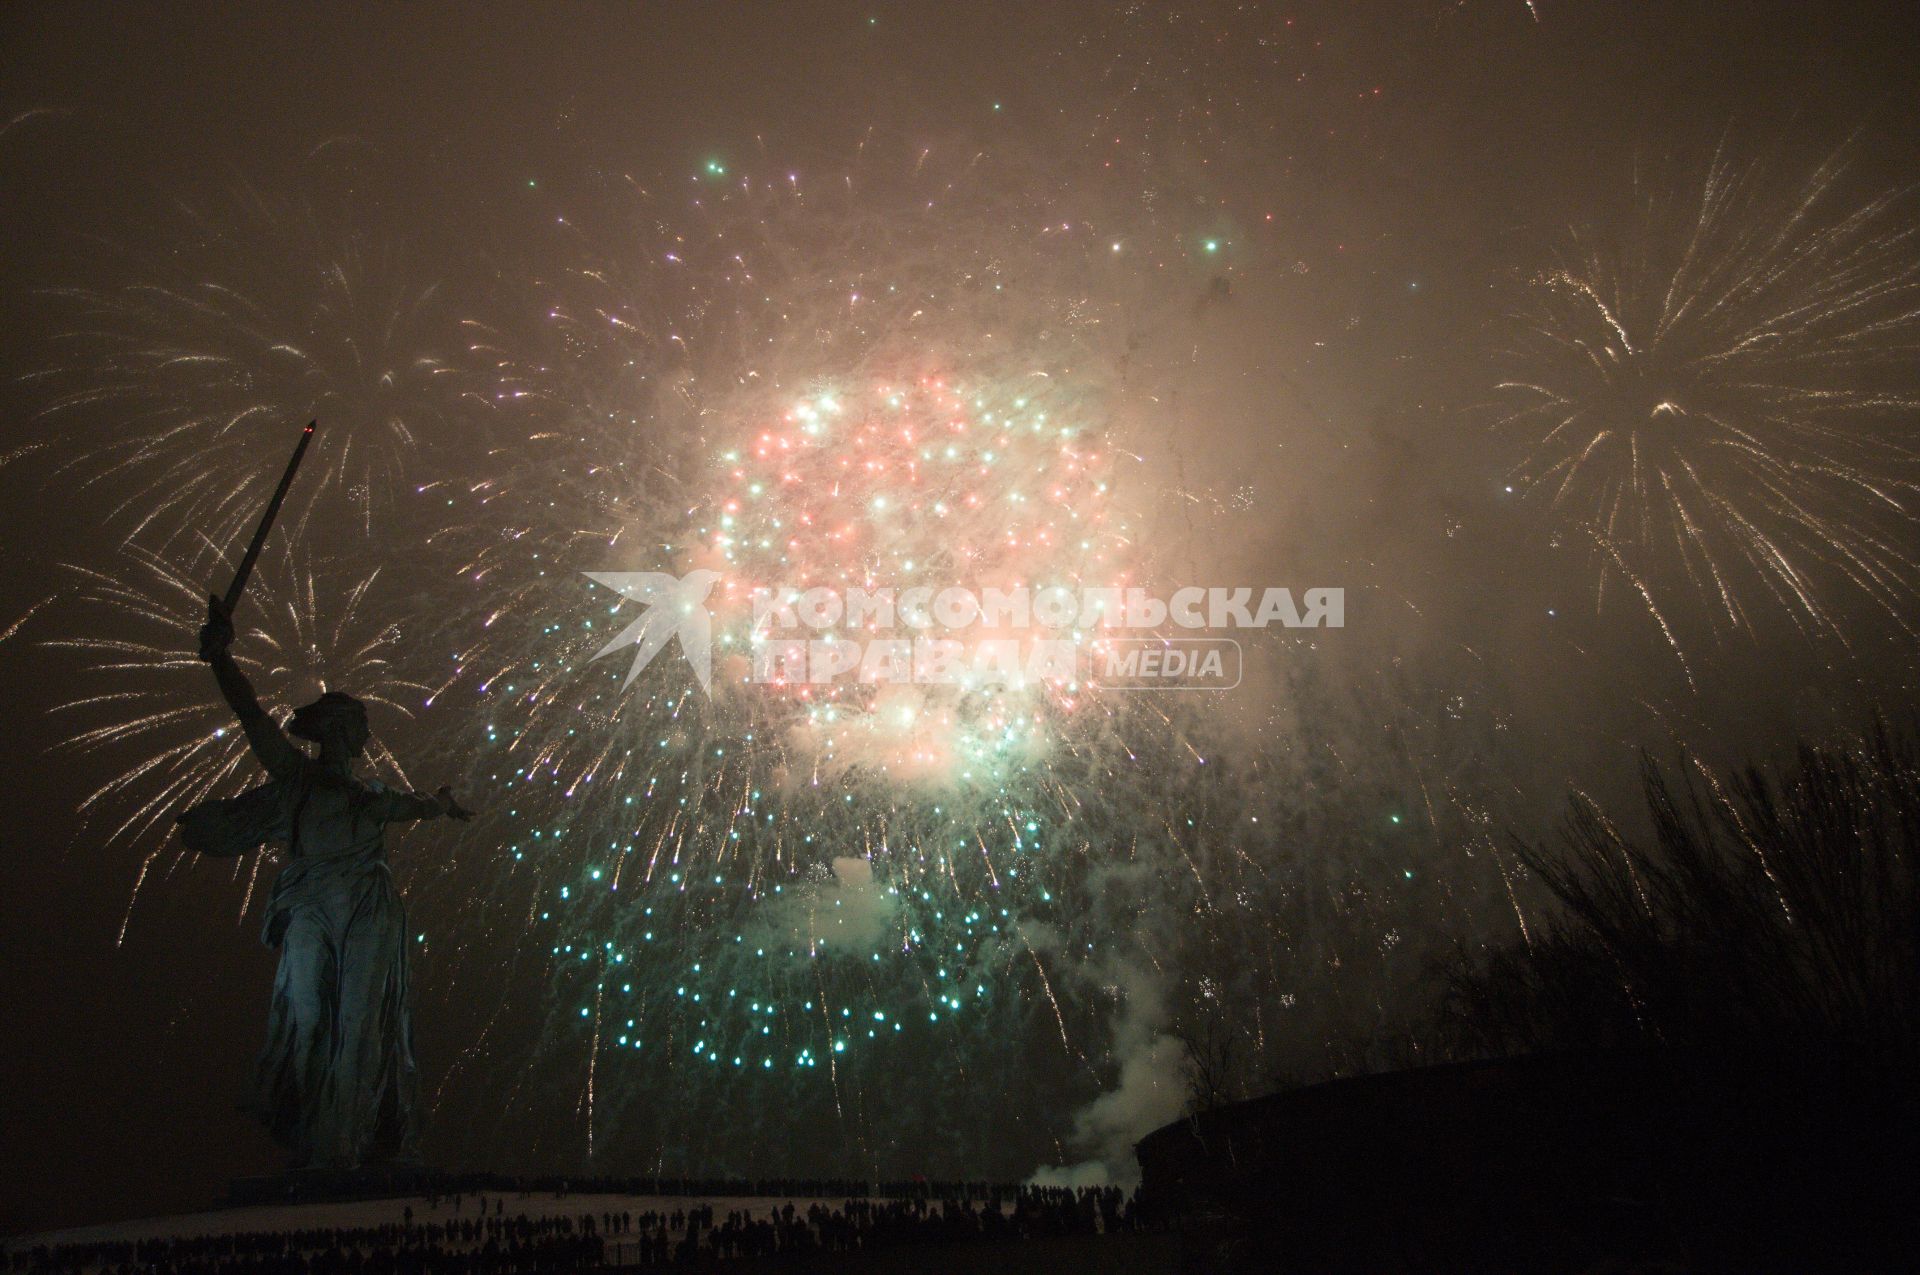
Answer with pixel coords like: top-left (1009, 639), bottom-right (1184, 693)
top-left (289, 691), bottom-right (370, 758)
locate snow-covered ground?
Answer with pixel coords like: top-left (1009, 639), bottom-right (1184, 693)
top-left (8, 1192), bottom-right (850, 1253)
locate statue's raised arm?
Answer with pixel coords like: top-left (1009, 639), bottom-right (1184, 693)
top-left (196, 594), bottom-right (476, 820)
top-left (198, 594), bottom-right (302, 780)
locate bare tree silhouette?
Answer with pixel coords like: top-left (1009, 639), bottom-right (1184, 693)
top-left (1177, 1017), bottom-right (1241, 1115)
top-left (1442, 722), bottom-right (1920, 1062)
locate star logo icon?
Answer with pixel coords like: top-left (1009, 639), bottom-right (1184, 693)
top-left (583, 569), bottom-right (721, 694)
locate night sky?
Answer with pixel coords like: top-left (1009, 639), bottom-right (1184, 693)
top-left (5, 0), bottom-right (1920, 1236)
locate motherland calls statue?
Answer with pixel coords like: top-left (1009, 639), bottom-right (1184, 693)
top-left (178, 596), bottom-right (474, 1169)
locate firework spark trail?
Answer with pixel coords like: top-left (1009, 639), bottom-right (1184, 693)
top-left (0, 597), bottom-right (52, 644)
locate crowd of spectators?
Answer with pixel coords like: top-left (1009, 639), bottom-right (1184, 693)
top-left (8, 1183), bottom-right (1140, 1274)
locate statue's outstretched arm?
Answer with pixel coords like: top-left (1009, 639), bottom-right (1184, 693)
top-left (378, 786), bottom-right (477, 824)
top-left (199, 595), bottom-right (302, 779)
top-left (377, 789), bottom-right (444, 823)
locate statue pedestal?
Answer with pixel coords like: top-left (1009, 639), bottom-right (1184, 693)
top-left (228, 1164), bottom-right (436, 1207)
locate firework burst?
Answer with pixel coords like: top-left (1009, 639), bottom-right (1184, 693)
top-left (1492, 139), bottom-right (1920, 673)
top-left (47, 544), bottom-right (423, 936)
top-left (25, 171), bottom-right (465, 559)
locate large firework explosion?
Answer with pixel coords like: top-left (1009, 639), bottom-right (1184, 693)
top-left (408, 143), bottom-right (1191, 1168)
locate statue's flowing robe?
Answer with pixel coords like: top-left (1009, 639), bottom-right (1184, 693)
top-left (183, 758), bottom-right (439, 1168)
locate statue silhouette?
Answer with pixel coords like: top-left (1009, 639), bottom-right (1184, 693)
top-left (178, 595), bottom-right (473, 1169)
